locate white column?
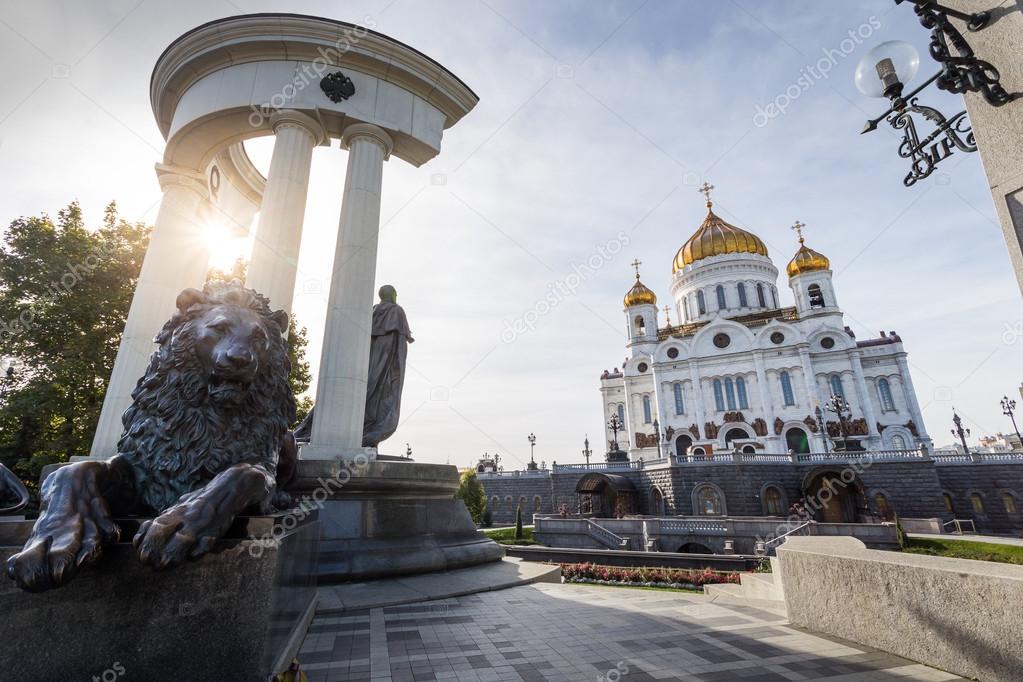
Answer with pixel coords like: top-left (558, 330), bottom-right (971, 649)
top-left (245, 110), bottom-right (325, 312)
top-left (850, 353), bottom-right (880, 437)
top-left (688, 359), bottom-right (705, 436)
top-left (303, 124), bottom-right (393, 460)
top-left (90, 164), bottom-right (210, 457)
top-left (895, 353), bottom-right (930, 440)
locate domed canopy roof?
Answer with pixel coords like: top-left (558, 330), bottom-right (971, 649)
top-left (624, 275), bottom-right (657, 307)
top-left (673, 202), bottom-right (769, 272)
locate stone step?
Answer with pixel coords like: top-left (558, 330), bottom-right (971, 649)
top-left (702, 582), bottom-right (787, 616)
top-left (739, 571), bottom-right (784, 602)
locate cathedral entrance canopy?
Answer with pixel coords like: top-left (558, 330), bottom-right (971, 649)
top-left (575, 472), bottom-right (636, 494)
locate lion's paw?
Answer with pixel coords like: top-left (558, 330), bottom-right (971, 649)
top-left (6, 499), bottom-right (120, 592)
top-left (133, 499), bottom-right (225, 569)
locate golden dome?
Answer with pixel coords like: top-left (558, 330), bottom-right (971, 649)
top-left (786, 239), bottom-right (830, 277)
top-left (673, 203), bottom-right (769, 272)
top-left (624, 275), bottom-right (657, 307)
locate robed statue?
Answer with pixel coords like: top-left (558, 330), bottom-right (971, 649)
top-left (295, 285), bottom-right (413, 448)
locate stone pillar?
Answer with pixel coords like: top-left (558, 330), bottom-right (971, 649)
top-left (944, 1), bottom-right (1023, 296)
top-left (245, 110), bottom-right (325, 312)
top-left (687, 359), bottom-right (705, 435)
top-left (302, 124), bottom-right (393, 460)
top-left (850, 353), bottom-right (880, 438)
top-left (798, 347), bottom-right (828, 451)
top-left (895, 353), bottom-right (931, 441)
top-left (90, 164), bottom-right (210, 457)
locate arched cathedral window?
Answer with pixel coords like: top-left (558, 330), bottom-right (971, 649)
top-left (682, 298), bottom-right (689, 322)
top-left (642, 395), bottom-right (652, 423)
top-left (634, 315), bottom-right (646, 335)
top-left (716, 285), bottom-right (726, 310)
top-left (673, 383), bottom-right (684, 415)
top-left (617, 404), bottom-right (625, 425)
top-left (736, 377), bottom-right (749, 410)
top-left (830, 374), bottom-right (845, 399)
top-left (724, 378), bottom-right (737, 410)
top-left (697, 290), bottom-right (706, 315)
top-left (808, 284), bottom-right (825, 308)
top-left (780, 371), bottom-right (795, 406)
top-left (737, 283), bottom-right (748, 307)
top-left (756, 283), bottom-right (766, 307)
top-left (770, 287), bottom-right (778, 308)
top-left (878, 378), bottom-right (896, 412)
top-left (713, 379), bottom-right (725, 412)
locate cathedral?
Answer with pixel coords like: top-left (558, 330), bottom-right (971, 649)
top-left (601, 185), bottom-right (930, 459)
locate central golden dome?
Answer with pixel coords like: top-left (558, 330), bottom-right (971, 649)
top-left (673, 203), bottom-right (769, 272)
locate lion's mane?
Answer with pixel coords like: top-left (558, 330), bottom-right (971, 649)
top-left (116, 282), bottom-right (296, 513)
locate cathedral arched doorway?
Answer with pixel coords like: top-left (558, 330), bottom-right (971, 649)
top-left (575, 472), bottom-right (636, 518)
top-left (803, 469), bottom-right (862, 523)
top-left (674, 434), bottom-right (693, 455)
top-left (650, 486), bottom-right (666, 515)
top-left (785, 427), bottom-right (811, 454)
top-left (724, 427), bottom-right (748, 447)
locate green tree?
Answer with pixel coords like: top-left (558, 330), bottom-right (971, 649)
top-left (455, 468), bottom-right (486, 525)
top-left (515, 503), bottom-right (524, 539)
top-left (0, 202), bottom-right (150, 488)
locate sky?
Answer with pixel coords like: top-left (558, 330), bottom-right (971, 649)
top-left (1, 0), bottom-right (1021, 468)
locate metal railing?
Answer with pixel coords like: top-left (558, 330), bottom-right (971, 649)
top-left (659, 518), bottom-right (728, 534)
top-left (764, 520), bottom-right (814, 550)
top-left (585, 519), bottom-right (630, 550)
top-left (942, 518), bottom-right (977, 534)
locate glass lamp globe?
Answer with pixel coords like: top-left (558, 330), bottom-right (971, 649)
top-left (854, 41), bottom-right (920, 97)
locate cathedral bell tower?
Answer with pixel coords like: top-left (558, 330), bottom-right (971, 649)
top-left (786, 221), bottom-right (837, 315)
top-left (623, 259), bottom-right (659, 349)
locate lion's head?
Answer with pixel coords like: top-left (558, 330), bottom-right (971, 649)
top-left (117, 281), bottom-right (296, 513)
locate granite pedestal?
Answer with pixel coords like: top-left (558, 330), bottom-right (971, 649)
top-left (0, 511), bottom-right (319, 681)
top-left (289, 459), bottom-right (504, 582)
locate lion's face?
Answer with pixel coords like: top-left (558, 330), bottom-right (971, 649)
top-left (181, 304), bottom-right (277, 405)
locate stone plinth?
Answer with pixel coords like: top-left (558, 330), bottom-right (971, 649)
top-left (777, 535), bottom-right (1023, 682)
top-left (0, 512), bottom-right (319, 681)
top-left (290, 459), bottom-right (503, 582)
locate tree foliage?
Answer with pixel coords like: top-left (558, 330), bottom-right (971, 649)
top-left (0, 202), bottom-right (315, 494)
top-left (455, 468), bottom-right (486, 525)
top-left (0, 202), bottom-right (149, 488)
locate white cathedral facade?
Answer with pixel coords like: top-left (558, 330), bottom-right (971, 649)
top-left (600, 188), bottom-right (931, 458)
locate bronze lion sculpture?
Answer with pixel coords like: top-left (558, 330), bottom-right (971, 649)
top-left (7, 282), bottom-right (297, 592)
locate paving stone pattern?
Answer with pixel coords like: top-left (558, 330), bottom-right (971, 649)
top-left (298, 583), bottom-right (962, 681)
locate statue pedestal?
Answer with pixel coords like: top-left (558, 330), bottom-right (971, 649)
top-left (298, 443), bottom-right (378, 461)
top-left (291, 458), bottom-right (504, 582)
top-left (0, 512), bottom-right (319, 681)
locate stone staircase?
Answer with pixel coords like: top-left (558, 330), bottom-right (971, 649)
top-left (702, 557), bottom-right (787, 614)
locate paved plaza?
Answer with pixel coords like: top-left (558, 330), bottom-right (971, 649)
top-left (298, 582), bottom-right (962, 681)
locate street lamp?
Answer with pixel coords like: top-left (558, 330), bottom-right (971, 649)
top-left (582, 435), bottom-right (592, 465)
top-left (1001, 396), bottom-right (1021, 449)
top-left (824, 394), bottom-right (852, 451)
top-left (527, 432), bottom-right (537, 471)
top-left (855, 1), bottom-right (1019, 187)
top-left (951, 409), bottom-right (971, 455)
top-left (814, 405), bottom-right (829, 454)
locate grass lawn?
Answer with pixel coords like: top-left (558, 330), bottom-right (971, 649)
top-left (483, 526), bottom-right (539, 546)
top-left (903, 537), bottom-right (1023, 565)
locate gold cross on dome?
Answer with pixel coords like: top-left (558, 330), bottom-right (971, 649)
top-left (697, 182), bottom-right (714, 205)
top-left (630, 258), bottom-right (642, 279)
top-left (791, 220), bottom-right (806, 244)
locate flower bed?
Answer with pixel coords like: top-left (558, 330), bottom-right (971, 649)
top-left (559, 563), bottom-right (739, 590)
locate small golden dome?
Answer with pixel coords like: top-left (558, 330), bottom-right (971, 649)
top-left (624, 276), bottom-right (657, 307)
top-left (673, 203), bottom-right (769, 272)
top-left (786, 240), bottom-right (830, 277)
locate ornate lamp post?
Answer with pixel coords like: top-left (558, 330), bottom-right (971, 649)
top-left (527, 432), bottom-right (538, 471)
top-left (824, 394), bottom-right (852, 451)
top-left (1001, 397), bottom-right (1021, 449)
top-left (582, 435), bottom-right (592, 465)
top-left (606, 413), bottom-right (627, 462)
top-left (951, 409), bottom-right (971, 455)
top-left (814, 405), bottom-right (829, 454)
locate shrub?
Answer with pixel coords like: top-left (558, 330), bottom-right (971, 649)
top-left (515, 503), bottom-right (524, 539)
